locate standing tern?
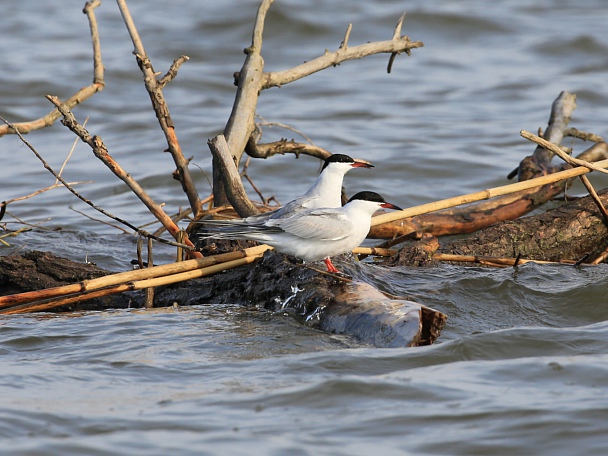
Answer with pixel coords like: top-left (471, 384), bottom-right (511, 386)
top-left (200, 191), bottom-right (402, 273)
top-left (243, 153), bottom-right (373, 222)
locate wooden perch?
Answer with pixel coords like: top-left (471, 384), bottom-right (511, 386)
top-left (0, 0), bottom-right (104, 137)
top-left (0, 246), bottom-right (271, 315)
top-left (370, 157), bottom-right (608, 230)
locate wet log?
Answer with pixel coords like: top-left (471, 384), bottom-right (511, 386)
top-left (444, 189), bottom-right (608, 263)
top-left (152, 250), bottom-right (446, 347)
top-left (389, 189), bottom-right (608, 266)
top-left (0, 249), bottom-right (446, 347)
top-left (0, 251), bottom-right (133, 311)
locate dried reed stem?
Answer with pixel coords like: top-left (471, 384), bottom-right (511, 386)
top-left (371, 158), bottom-right (608, 227)
top-left (0, 245), bottom-right (272, 309)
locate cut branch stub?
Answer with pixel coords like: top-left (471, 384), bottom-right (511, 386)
top-left (208, 134), bottom-right (260, 217)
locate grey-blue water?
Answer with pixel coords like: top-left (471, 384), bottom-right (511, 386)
top-left (2, 1), bottom-right (608, 454)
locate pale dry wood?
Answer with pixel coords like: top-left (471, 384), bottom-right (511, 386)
top-left (0, 245), bottom-right (272, 309)
top-left (116, 0), bottom-right (202, 217)
top-left (208, 135), bottom-right (260, 216)
top-left (371, 158), bottom-right (608, 227)
top-left (212, 0), bottom-right (274, 208)
top-left (0, 0), bottom-right (104, 137)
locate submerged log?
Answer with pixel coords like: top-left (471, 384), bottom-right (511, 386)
top-left (0, 249), bottom-right (446, 347)
top-left (153, 250), bottom-right (446, 347)
top-left (0, 251), bottom-right (134, 310)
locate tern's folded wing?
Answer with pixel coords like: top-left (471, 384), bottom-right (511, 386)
top-left (275, 209), bottom-right (352, 241)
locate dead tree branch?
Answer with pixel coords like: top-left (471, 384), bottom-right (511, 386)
top-left (256, 14), bottom-right (423, 89)
top-left (115, 0), bottom-right (202, 218)
top-left (213, 2), bottom-right (422, 213)
top-left (210, 0), bottom-right (273, 209)
top-left (246, 138), bottom-right (332, 161)
top-left (44, 97), bottom-right (202, 257)
top-left (0, 0), bottom-right (105, 137)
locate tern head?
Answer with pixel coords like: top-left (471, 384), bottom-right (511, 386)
top-left (320, 154), bottom-right (374, 174)
top-left (347, 191), bottom-right (403, 211)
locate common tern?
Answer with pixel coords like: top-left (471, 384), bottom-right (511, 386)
top-left (200, 191), bottom-right (402, 273)
top-left (243, 153), bottom-right (373, 222)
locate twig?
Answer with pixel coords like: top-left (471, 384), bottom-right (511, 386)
top-left (115, 0), bottom-right (202, 217)
top-left (69, 206), bottom-right (132, 234)
top-left (578, 175), bottom-right (608, 226)
top-left (371, 157), bottom-right (608, 227)
top-left (0, 1), bottom-right (104, 137)
top-left (1, 113), bottom-right (196, 253)
top-left (433, 253), bottom-right (577, 267)
top-left (590, 244), bottom-right (608, 265)
top-left (144, 237), bottom-right (155, 308)
top-left (57, 117), bottom-right (89, 182)
top-left (256, 116), bottom-right (317, 144)
top-left (521, 130), bottom-right (608, 175)
top-left (387, 13), bottom-right (407, 73)
top-left (3, 181), bottom-right (92, 207)
top-left (240, 157), bottom-right (268, 204)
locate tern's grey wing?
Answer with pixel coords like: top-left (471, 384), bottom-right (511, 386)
top-left (274, 209), bottom-right (352, 241)
top-left (267, 195), bottom-right (318, 219)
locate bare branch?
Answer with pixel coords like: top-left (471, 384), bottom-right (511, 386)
top-left (521, 130), bottom-right (608, 175)
top-left (259, 16), bottom-right (423, 89)
top-left (42, 97), bottom-right (202, 256)
top-left (0, 0), bottom-right (104, 137)
top-left (212, 0), bottom-right (274, 207)
top-left (159, 55), bottom-right (190, 88)
top-left (246, 137), bottom-right (331, 161)
top-left (341, 23), bottom-right (353, 49)
top-left (115, 0), bottom-right (202, 217)
top-left (564, 127), bottom-right (604, 143)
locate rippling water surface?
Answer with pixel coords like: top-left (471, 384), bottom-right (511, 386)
top-left (2, 0), bottom-right (608, 454)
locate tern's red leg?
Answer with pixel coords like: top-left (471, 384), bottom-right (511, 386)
top-left (323, 257), bottom-right (340, 273)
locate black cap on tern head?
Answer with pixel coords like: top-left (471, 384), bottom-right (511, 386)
top-left (321, 154), bottom-right (374, 172)
top-left (347, 191), bottom-right (403, 211)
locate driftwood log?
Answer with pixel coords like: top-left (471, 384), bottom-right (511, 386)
top-left (385, 189), bottom-right (608, 267)
top-left (0, 250), bottom-right (446, 348)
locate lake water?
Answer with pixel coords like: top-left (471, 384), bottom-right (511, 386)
top-left (2, 0), bottom-right (608, 454)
